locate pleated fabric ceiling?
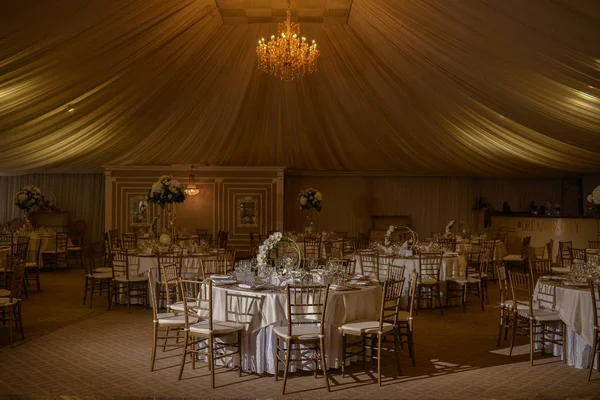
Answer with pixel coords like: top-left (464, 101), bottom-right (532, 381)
top-left (1, 0), bottom-right (599, 176)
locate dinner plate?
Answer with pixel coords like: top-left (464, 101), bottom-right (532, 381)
top-left (330, 284), bottom-right (351, 291)
top-left (237, 283), bottom-right (266, 290)
top-left (210, 274), bottom-right (231, 279)
top-left (212, 279), bottom-right (237, 286)
top-left (347, 280), bottom-right (371, 286)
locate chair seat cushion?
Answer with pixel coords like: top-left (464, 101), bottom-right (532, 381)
top-left (517, 308), bottom-right (561, 322)
top-left (274, 324), bottom-right (323, 340)
top-left (420, 278), bottom-right (439, 285)
top-left (87, 272), bottom-right (112, 279)
top-left (156, 312), bottom-right (198, 325)
top-left (0, 297), bottom-right (20, 306)
top-left (340, 320), bottom-right (394, 335)
top-left (503, 254), bottom-right (523, 262)
top-left (169, 301), bottom-right (201, 312)
top-left (189, 320), bottom-right (243, 335)
top-left (447, 276), bottom-right (480, 284)
top-left (0, 289), bottom-right (10, 297)
top-left (114, 274), bottom-right (146, 283)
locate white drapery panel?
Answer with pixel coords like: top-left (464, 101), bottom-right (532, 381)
top-left (285, 174), bottom-right (566, 237)
top-left (0, 174), bottom-right (105, 243)
top-left (0, 0), bottom-right (599, 176)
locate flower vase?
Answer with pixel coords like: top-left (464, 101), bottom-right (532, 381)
top-left (169, 203), bottom-right (177, 237)
top-left (593, 205), bottom-right (600, 219)
top-left (303, 209), bottom-right (319, 235)
top-left (22, 211), bottom-right (33, 232)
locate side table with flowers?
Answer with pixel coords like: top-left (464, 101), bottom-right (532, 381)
top-left (15, 185), bottom-right (43, 231)
top-left (146, 175), bottom-right (186, 241)
top-left (298, 187), bottom-right (323, 234)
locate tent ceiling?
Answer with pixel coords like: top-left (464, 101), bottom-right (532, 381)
top-left (216, 0), bottom-right (353, 24)
top-left (0, 0), bottom-right (599, 177)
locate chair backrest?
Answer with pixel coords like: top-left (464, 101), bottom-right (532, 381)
top-left (108, 229), bottom-right (120, 249)
top-left (147, 271), bottom-right (159, 320)
top-left (507, 271), bottom-right (533, 314)
top-left (323, 240), bottom-right (333, 259)
top-left (359, 252), bottom-right (379, 279)
top-left (103, 232), bottom-right (112, 255)
top-left (285, 284), bottom-right (329, 337)
top-left (528, 246), bottom-right (545, 261)
top-left (0, 231), bottom-right (14, 246)
top-left (521, 236), bottom-right (532, 259)
top-left (589, 241), bottom-right (600, 250)
top-left (529, 259), bottom-right (553, 279)
top-left (216, 248), bottom-right (236, 274)
top-left (197, 233), bottom-right (213, 247)
top-left (217, 231), bottom-right (229, 248)
top-left (111, 250), bottom-right (135, 277)
top-left (386, 264), bottom-right (405, 283)
top-left (465, 251), bottom-right (484, 279)
top-left (571, 248), bottom-right (587, 263)
top-left (379, 278), bottom-right (404, 329)
top-left (249, 232), bottom-right (262, 256)
top-left (201, 257), bottom-right (227, 278)
top-left (331, 258), bottom-right (356, 277)
top-left (56, 232), bottom-right (68, 252)
top-left (179, 278), bottom-right (211, 329)
top-left (160, 263), bottom-right (180, 308)
top-left (478, 239), bottom-right (496, 263)
top-left (418, 252), bottom-right (443, 282)
top-left (342, 237), bottom-right (355, 256)
top-left (590, 279), bottom-right (600, 330)
top-left (156, 253), bottom-right (183, 276)
top-left (303, 237), bottom-right (321, 260)
top-left (559, 241), bottom-right (572, 266)
top-left (354, 233), bottom-right (370, 250)
top-left (72, 220), bottom-right (86, 246)
top-left (406, 273), bottom-right (418, 328)
top-left (196, 228), bottom-right (208, 235)
top-left (121, 233), bottom-right (137, 250)
top-left (437, 237), bottom-right (457, 252)
top-left (497, 265), bottom-right (510, 305)
top-left (11, 236), bottom-right (29, 261)
top-left (7, 260), bottom-right (25, 302)
top-left (546, 239), bottom-right (555, 261)
top-left (378, 255), bottom-right (396, 281)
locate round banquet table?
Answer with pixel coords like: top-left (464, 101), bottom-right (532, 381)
top-left (533, 278), bottom-right (599, 370)
top-left (208, 283), bottom-right (382, 374)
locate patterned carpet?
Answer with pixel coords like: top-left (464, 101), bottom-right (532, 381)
top-left (1, 269), bottom-right (599, 399)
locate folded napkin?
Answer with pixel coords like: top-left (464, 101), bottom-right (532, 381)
top-left (210, 274), bottom-right (231, 279)
top-left (238, 283), bottom-right (265, 290)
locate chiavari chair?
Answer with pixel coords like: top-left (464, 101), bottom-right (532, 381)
top-left (111, 250), bottom-right (147, 313)
top-left (558, 241), bottom-right (573, 267)
top-left (415, 252), bottom-right (444, 315)
top-left (108, 228), bottom-right (120, 249)
top-left (502, 236), bottom-right (531, 273)
top-left (0, 260), bottom-right (25, 347)
top-left (571, 248), bottom-right (587, 263)
top-left (178, 278), bottom-right (243, 388)
top-left (507, 271), bottom-right (565, 366)
top-left (589, 240), bottom-right (600, 249)
top-left (275, 284), bottom-right (330, 394)
top-left (303, 237), bottom-right (322, 262)
top-left (529, 259), bottom-right (553, 282)
top-left (588, 279), bottom-right (600, 381)
top-left (446, 251), bottom-right (484, 312)
top-left (42, 232), bottom-right (68, 271)
top-left (121, 233), bottom-right (138, 251)
top-left (378, 255), bottom-right (396, 282)
top-left (398, 272), bottom-right (418, 366)
top-left (196, 233), bottom-right (213, 247)
top-left (437, 237), bottom-right (457, 252)
top-left (82, 245), bottom-right (112, 310)
top-left (341, 278), bottom-right (404, 385)
top-left (358, 251), bottom-right (379, 280)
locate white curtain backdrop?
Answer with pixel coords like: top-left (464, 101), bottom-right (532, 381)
top-left (0, 174), bottom-right (105, 243)
top-left (0, 0), bottom-right (598, 176)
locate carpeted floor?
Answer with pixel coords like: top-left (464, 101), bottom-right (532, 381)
top-left (1, 269), bottom-right (599, 399)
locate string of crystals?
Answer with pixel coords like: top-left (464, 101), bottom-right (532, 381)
top-left (256, 0), bottom-right (320, 81)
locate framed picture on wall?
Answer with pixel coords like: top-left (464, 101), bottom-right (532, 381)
top-left (129, 195), bottom-right (150, 227)
top-left (236, 195), bottom-right (258, 228)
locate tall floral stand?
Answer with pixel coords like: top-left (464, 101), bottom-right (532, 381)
top-left (303, 209), bottom-right (319, 235)
top-left (22, 211), bottom-right (33, 232)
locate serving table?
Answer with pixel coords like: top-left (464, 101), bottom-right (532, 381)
top-left (533, 278), bottom-right (598, 370)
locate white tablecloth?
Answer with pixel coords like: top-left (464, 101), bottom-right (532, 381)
top-left (534, 279), bottom-right (598, 370)
top-left (210, 284), bottom-right (382, 374)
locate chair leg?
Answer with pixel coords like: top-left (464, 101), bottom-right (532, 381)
top-left (508, 312), bottom-right (517, 356)
top-left (151, 324), bottom-right (158, 371)
top-left (341, 333), bottom-right (346, 377)
top-left (588, 333), bottom-right (598, 381)
top-left (274, 336), bottom-right (279, 381)
top-left (377, 334), bottom-right (383, 386)
top-left (529, 320), bottom-right (535, 367)
top-left (408, 330), bottom-right (415, 366)
top-left (462, 284), bottom-right (467, 313)
top-left (562, 323), bottom-right (566, 364)
top-left (83, 278), bottom-right (88, 306)
top-left (393, 331), bottom-right (402, 376)
top-left (415, 286), bottom-right (420, 316)
top-left (496, 309), bottom-right (505, 347)
top-left (209, 335), bottom-right (216, 389)
top-left (127, 282), bottom-right (131, 313)
top-left (107, 281), bottom-right (112, 311)
top-left (90, 280), bottom-right (95, 309)
top-left (282, 339), bottom-right (292, 395)
top-left (238, 331), bottom-right (242, 377)
top-left (479, 281), bottom-right (484, 312)
top-left (8, 307), bottom-right (14, 347)
top-left (320, 336), bottom-right (330, 392)
top-left (35, 269), bottom-right (40, 292)
top-left (436, 283), bottom-right (444, 315)
top-left (178, 332), bottom-right (189, 380)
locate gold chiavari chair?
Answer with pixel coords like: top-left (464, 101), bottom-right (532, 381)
top-left (303, 237), bottom-right (322, 262)
top-left (386, 264), bottom-right (405, 282)
top-left (24, 239), bottom-right (42, 292)
top-left (415, 252), bottom-right (444, 315)
top-left (196, 233), bottom-right (213, 247)
top-left (178, 279), bottom-right (243, 388)
top-left (496, 265), bottom-right (514, 346)
top-left (589, 240), bottom-right (600, 250)
top-left (42, 232), bottom-right (68, 271)
top-left (201, 257), bottom-right (227, 278)
top-left (446, 251), bottom-right (484, 313)
top-left (358, 251), bottom-right (379, 280)
top-left (108, 228), bottom-right (120, 250)
top-left (340, 279), bottom-right (404, 385)
top-left (502, 236), bottom-right (531, 273)
top-left (147, 271), bottom-right (191, 372)
top-left (588, 279), bottom-right (600, 381)
top-left (0, 231), bottom-right (13, 247)
top-left (111, 250), bottom-right (147, 313)
top-left (507, 271), bottom-right (565, 366)
top-left (121, 233), bottom-right (137, 251)
top-left (437, 237), bottom-right (457, 252)
top-left (529, 259), bottom-right (553, 281)
top-left (354, 233), bottom-right (370, 250)
top-left (275, 284), bottom-right (330, 394)
top-left (342, 236), bottom-right (355, 256)
top-left (156, 253), bottom-right (183, 307)
top-left (160, 263), bottom-right (181, 311)
top-left (571, 248), bottom-right (587, 263)
top-left (216, 248), bottom-right (236, 274)
top-left (82, 245), bottom-right (112, 310)
top-left (378, 255), bottom-right (396, 282)
top-left (558, 241), bottom-right (573, 267)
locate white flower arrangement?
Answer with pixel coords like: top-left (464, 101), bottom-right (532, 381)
top-left (444, 220), bottom-right (456, 235)
top-left (298, 188), bottom-right (322, 212)
top-left (146, 175), bottom-right (186, 209)
top-left (445, 220), bottom-right (469, 237)
top-left (256, 232), bottom-right (302, 270)
top-left (384, 225), bottom-right (419, 249)
top-left (588, 185), bottom-right (600, 219)
top-left (15, 185), bottom-right (43, 212)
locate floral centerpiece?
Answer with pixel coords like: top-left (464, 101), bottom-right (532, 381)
top-left (146, 175), bottom-right (186, 208)
top-left (256, 232), bottom-right (302, 272)
top-left (444, 220), bottom-right (469, 237)
top-left (588, 185), bottom-right (600, 219)
top-left (15, 185), bottom-right (43, 213)
top-left (444, 220), bottom-right (456, 236)
top-left (384, 225), bottom-right (419, 249)
top-left (298, 188), bottom-right (322, 212)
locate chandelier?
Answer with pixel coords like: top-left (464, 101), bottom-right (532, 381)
top-left (256, 0), bottom-right (320, 81)
top-left (184, 165), bottom-right (199, 197)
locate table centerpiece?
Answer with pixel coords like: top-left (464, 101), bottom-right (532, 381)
top-left (298, 187), bottom-right (322, 234)
top-left (145, 175), bottom-right (186, 241)
top-left (588, 185), bottom-right (600, 219)
top-left (15, 185), bottom-right (43, 231)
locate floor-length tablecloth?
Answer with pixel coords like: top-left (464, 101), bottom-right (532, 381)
top-left (533, 279), bottom-right (598, 370)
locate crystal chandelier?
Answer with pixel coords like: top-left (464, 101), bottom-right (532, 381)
top-left (256, 0), bottom-right (320, 81)
top-left (184, 165), bottom-right (199, 197)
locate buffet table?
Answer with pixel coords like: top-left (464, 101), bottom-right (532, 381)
top-left (534, 278), bottom-right (598, 370)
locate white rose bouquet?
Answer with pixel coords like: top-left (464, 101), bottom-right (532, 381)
top-left (384, 225), bottom-right (419, 249)
top-left (256, 232), bottom-right (302, 270)
top-left (15, 185), bottom-right (43, 212)
top-left (146, 175), bottom-right (186, 209)
top-left (298, 188), bottom-right (322, 212)
top-left (588, 185), bottom-right (600, 219)
top-left (444, 220), bottom-right (456, 236)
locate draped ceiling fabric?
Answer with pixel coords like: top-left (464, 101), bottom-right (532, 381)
top-left (1, 0), bottom-right (599, 177)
